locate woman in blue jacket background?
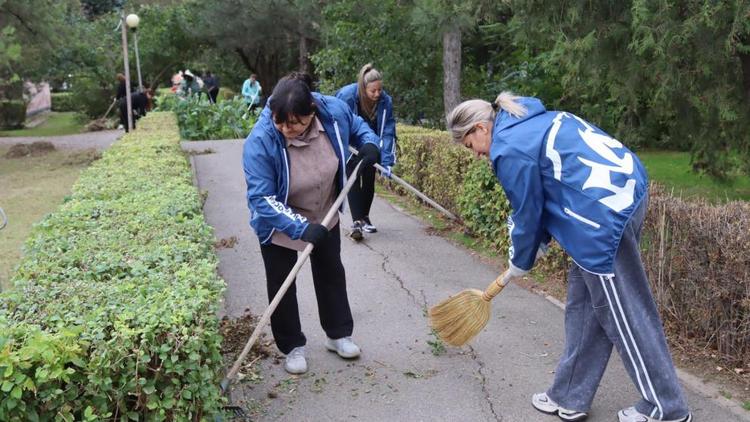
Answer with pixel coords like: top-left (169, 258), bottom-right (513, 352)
top-left (336, 63), bottom-right (396, 240)
top-left (447, 93), bottom-right (692, 422)
top-left (242, 72), bottom-right (380, 375)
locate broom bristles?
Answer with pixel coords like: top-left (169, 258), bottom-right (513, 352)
top-left (428, 288), bottom-right (492, 346)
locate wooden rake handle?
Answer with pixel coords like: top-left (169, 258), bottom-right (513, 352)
top-left (347, 145), bottom-right (457, 221)
top-left (221, 161), bottom-right (364, 391)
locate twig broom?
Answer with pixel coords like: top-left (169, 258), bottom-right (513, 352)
top-left (428, 270), bottom-right (514, 346)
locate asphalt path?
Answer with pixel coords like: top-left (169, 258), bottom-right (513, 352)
top-left (184, 139), bottom-right (745, 422)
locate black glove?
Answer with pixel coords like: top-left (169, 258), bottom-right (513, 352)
top-left (301, 223), bottom-right (329, 247)
top-left (358, 143), bottom-right (380, 169)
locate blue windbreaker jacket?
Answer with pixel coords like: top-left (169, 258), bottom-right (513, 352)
top-left (335, 83), bottom-right (396, 168)
top-left (242, 92), bottom-right (380, 244)
top-left (491, 97), bottom-right (649, 276)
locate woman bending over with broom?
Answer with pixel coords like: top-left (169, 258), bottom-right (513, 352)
top-left (242, 72), bottom-right (380, 375)
top-left (443, 93), bottom-right (692, 422)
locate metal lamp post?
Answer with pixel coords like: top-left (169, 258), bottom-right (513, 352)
top-left (125, 14), bottom-right (143, 92)
top-left (120, 11), bottom-right (133, 131)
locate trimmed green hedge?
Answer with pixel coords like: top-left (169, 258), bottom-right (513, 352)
top-left (0, 113), bottom-right (225, 420)
top-left (51, 92), bottom-right (76, 112)
top-left (392, 125), bottom-right (514, 250)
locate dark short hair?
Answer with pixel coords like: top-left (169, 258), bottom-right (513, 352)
top-left (269, 72), bottom-right (316, 124)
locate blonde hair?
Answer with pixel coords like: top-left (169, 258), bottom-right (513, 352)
top-left (447, 91), bottom-right (527, 143)
top-left (357, 63), bottom-right (382, 120)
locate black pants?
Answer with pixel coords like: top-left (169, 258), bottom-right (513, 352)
top-left (208, 88), bottom-right (219, 104)
top-left (118, 101), bottom-right (134, 132)
top-left (346, 160), bottom-right (376, 221)
top-left (259, 223), bottom-right (353, 354)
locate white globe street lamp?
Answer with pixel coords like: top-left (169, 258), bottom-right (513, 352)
top-left (125, 13), bottom-right (140, 29)
top-left (125, 14), bottom-right (143, 92)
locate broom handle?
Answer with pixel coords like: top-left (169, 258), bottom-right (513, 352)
top-left (347, 145), bottom-right (457, 220)
top-left (221, 160), bottom-right (364, 392)
top-left (481, 270), bottom-right (514, 302)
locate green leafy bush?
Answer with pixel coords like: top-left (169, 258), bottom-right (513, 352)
top-left (70, 74), bottom-right (113, 119)
top-left (51, 92), bottom-right (76, 112)
top-left (456, 159), bottom-right (512, 251)
top-left (218, 88), bottom-right (235, 101)
top-left (156, 94), bottom-right (256, 140)
top-left (0, 100), bottom-right (26, 129)
top-left (0, 113), bottom-right (225, 420)
top-left (392, 124), bottom-right (513, 246)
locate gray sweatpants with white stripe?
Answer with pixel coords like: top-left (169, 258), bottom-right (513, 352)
top-left (546, 196), bottom-right (690, 420)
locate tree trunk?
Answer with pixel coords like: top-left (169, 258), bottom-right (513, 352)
top-left (234, 48), bottom-right (256, 74)
top-left (442, 25), bottom-right (461, 124)
top-left (740, 51), bottom-right (750, 103)
top-left (299, 35), bottom-right (310, 74)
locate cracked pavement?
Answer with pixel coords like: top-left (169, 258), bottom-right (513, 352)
top-left (184, 139), bottom-right (743, 422)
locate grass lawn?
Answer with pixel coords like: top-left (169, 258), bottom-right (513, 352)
top-left (638, 150), bottom-right (750, 202)
top-left (0, 146), bottom-right (97, 291)
top-left (0, 112), bottom-right (86, 137)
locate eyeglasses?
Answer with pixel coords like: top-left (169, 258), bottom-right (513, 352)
top-left (274, 114), bottom-right (314, 130)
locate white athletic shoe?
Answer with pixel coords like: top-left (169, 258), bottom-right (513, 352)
top-left (617, 407), bottom-right (692, 422)
top-left (284, 346), bottom-right (307, 374)
top-left (532, 392), bottom-right (588, 421)
top-left (325, 336), bottom-right (361, 359)
top-left (362, 217), bottom-right (377, 233)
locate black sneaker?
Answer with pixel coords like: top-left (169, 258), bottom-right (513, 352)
top-left (349, 220), bottom-right (364, 241)
top-left (362, 217), bottom-right (377, 233)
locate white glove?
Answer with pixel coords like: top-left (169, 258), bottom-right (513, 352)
top-left (507, 261), bottom-right (529, 278)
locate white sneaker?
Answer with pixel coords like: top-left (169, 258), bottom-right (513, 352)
top-left (325, 336), bottom-right (361, 359)
top-left (617, 407), bottom-right (692, 422)
top-left (532, 392), bottom-right (588, 421)
top-left (362, 217), bottom-right (377, 233)
top-left (284, 346), bottom-right (307, 374)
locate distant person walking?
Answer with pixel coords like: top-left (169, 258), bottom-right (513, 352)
top-left (335, 64), bottom-right (396, 240)
top-left (115, 73), bottom-right (127, 102)
top-left (242, 73), bottom-right (262, 112)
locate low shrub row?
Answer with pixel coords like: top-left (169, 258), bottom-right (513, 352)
top-left (51, 92), bottom-right (76, 112)
top-left (155, 94), bottom-right (256, 140)
top-left (642, 186), bottom-right (750, 365)
top-left (392, 124), bottom-right (750, 367)
top-left (0, 112), bottom-right (226, 420)
top-left (0, 100), bottom-right (26, 129)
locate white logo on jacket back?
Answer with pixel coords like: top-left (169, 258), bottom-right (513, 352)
top-left (545, 113), bottom-right (636, 212)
